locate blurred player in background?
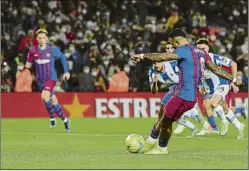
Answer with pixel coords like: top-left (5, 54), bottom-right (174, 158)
top-left (196, 38), bottom-right (245, 139)
top-left (24, 29), bottom-right (71, 132)
top-left (131, 28), bottom-right (243, 154)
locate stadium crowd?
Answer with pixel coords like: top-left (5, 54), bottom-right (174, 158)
top-left (1, 0), bottom-right (248, 92)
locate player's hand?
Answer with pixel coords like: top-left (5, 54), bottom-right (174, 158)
top-left (235, 79), bottom-right (243, 86)
top-left (231, 82), bottom-right (239, 93)
top-left (131, 54), bottom-right (143, 64)
top-left (153, 75), bottom-right (158, 82)
top-left (198, 86), bottom-right (206, 95)
top-left (63, 72), bottom-right (71, 80)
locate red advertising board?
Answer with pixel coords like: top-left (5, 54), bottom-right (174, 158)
top-left (1, 92), bottom-right (248, 118)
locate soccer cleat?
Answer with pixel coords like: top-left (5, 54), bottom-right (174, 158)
top-left (196, 125), bottom-right (212, 136)
top-left (241, 104), bottom-right (248, 120)
top-left (196, 128), bottom-right (206, 136)
top-left (190, 127), bottom-right (199, 137)
top-left (203, 121), bottom-right (211, 130)
top-left (237, 123), bottom-right (245, 140)
top-left (141, 138), bottom-right (158, 153)
top-left (173, 124), bottom-right (186, 135)
top-left (196, 126), bottom-right (219, 136)
top-left (220, 119), bottom-right (229, 136)
top-left (50, 118), bottom-right (56, 128)
top-left (64, 119), bottom-right (70, 132)
top-left (145, 145), bottom-right (168, 155)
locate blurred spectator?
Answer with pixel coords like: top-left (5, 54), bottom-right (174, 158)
top-left (243, 66), bottom-right (248, 85)
top-left (0, 0), bottom-right (248, 92)
top-left (192, 11), bottom-right (207, 28)
top-left (237, 70), bottom-right (248, 92)
top-left (166, 10), bottom-right (179, 30)
top-left (15, 63), bottom-right (32, 92)
top-left (18, 30), bottom-right (38, 51)
top-left (77, 66), bottom-right (95, 92)
top-left (108, 63), bottom-right (129, 92)
top-left (91, 66), bottom-right (106, 92)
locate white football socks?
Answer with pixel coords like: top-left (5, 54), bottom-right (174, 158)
top-left (214, 105), bottom-right (227, 122)
top-left (226, 109), bottom-right (242, 130)
top-left (177, 116), bottom-right (196, 130)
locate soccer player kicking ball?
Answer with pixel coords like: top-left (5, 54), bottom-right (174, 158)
top-left (196, 38), bottom-right (245, 139)
top-left (131, 28), bottom-right (243, 154)
top-left (24, 29), bottom-right (71, 132)
top-left (146, 61), bottom-right (199, 144)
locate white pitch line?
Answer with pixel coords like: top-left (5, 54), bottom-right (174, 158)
top-left (1, 132), bottom-right (247, 141)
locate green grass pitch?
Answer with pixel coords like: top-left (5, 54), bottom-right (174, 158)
top-left (1, 118), bottom-right (248, 169)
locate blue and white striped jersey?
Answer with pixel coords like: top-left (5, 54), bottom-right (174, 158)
top-left (148, 61), bottom-right (179, 86)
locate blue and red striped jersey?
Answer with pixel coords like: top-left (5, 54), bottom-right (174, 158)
top-left (172, 45), bottom-right (210, 102)
top-left (27, 44), bottom-right (69, 86)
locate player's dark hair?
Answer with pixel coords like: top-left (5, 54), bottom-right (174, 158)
top-left (166, 41), bottom-right (172, 45)
top-left (168, 28), bottom-right (187, 38)
top-left (196, 38), bottom-right (209, 46)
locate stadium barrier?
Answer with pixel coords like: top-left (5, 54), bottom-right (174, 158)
top-left (2, 92), bottom-right (248, 118)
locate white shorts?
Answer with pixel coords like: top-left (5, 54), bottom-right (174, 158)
top-left (212, 84), bottom-right (230, 101)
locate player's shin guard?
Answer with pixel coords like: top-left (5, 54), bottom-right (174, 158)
top-left (45, 99), bottom-right (55, 119)
top-left (54, 104), bottom-right (66, 121)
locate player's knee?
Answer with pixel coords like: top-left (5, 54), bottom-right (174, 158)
top-left (41, 91), bottom-right (51, 102)
top-left (51, 96), bottom-right (59, 105)
top-left (210, 102), bottom-right (218, 108)
top-left (203, 102), bottom-right (211, 111)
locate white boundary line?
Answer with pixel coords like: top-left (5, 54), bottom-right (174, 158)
top-left (1, 132), bottom-right (247, 141)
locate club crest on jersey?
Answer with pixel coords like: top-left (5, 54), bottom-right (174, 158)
top-left (46, 53), bottom-right (51, 57)
top-left (220, 86), bottom-right (224, 91)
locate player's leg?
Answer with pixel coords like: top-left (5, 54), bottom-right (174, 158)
top-left (176, 115), bottom-right (198, 136)
top-left (210, 85), bottom-right (229, 135)
top-left (222, 101), bottom-right (245, 139)
top-left (51, 94), bottom-right (70, 132)
top-left (182, 104), bottom-right (210, 133)
top-left (143, 92), bottom-right (171, 153)
top-left (149, 106), bottom-right (163, 139)
top-left (198, 97), bottom-right (219, 134)
top-left (41, 89), bottom-right (56, 128)
top-left (146, 96), bottom-right (196, 154)
top-left (232, 105), bottom-right (247, 119)
top-left (148, 90), bottom-right (172, 141)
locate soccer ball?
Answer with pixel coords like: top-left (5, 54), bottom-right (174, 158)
top-left (125, 134), bottom-right (144, 153)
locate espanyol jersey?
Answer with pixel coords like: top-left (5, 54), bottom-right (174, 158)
top-left (148, 61), bottom-right (179, 86)
top-left (201, 53), bottom-right (232, 94)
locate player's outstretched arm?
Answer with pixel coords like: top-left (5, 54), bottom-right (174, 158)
top-left (131, 53), bottom-right (179, 63)
top-left (206, 60), bottom-right (242, 86)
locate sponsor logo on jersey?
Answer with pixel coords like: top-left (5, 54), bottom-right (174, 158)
top-left (46, 53), bottom-right (51, 57)
top-left (35, 59), bottom-right (50, 64)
